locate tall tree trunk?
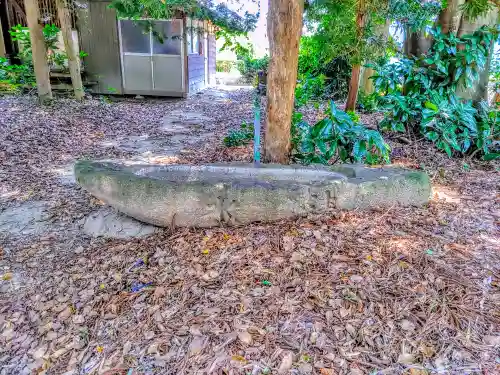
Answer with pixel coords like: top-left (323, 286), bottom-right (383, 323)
top-left (24, 0), bottom-right (52, 103)
top-left (56, 0), bottom-right (84, 100)
top-left (345, 0), bottom-right (367, 111)
top-left (346, 65), bottom-right (361, 111)
top-left (404, 29), bottom-right (432, 57)
top-left (436, 0), bottom-right (464, 34)
top-left (0, 16), bottom-right (6, 57)
top-left (456, 6), bottom-right (499, 103)
top-left (264, 0), bottom-right (303, 163)
top-left (360, 21), bottom-right (390, 95)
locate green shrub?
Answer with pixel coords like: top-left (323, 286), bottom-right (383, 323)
top-left (373, 25), bottom-right (500, 159)
top-left (298, 36), bottom-right (351, 100)
top-left (236, 55), bottom-right (269, 84)
top-left (357, 90), bottom-right (379, 113)
top-left (10, 24), bottom-right (67, 68)
top-left (295, 75), bottom-right (326, 107)
top-left (223, 121), bottom-right (254, 147)
top-left (0, 57), bottom-right (34, 90)
top-left (216, 60), bottom-right (234, 73)
top-left (292, 101), bottom-right (391, 165)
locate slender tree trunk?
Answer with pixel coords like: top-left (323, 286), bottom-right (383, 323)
top-left (264, 0), bottom-right (303, 163)
top-left (56, 0), bottom-right (84, 100)
top-left (0, 16), bottom-right (6, 57)
top-left (345, 0), bottom-right (367, 111)
top-left (346, 65), bottom-right (361, 111)
top-left (24, 0), bottom-right (52, 103)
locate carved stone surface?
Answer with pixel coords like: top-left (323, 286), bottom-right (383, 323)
top-left (75, 161), bottom-right (431, 228)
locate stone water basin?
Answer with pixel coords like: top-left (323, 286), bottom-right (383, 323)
top-left (75, 161), bottom-right (430, 228)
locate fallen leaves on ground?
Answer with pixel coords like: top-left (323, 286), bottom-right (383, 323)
top-left (0, 90), bottom-right (499, 375)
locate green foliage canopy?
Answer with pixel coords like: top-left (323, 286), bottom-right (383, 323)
top-left (109, 0), bottom-right (258, 35)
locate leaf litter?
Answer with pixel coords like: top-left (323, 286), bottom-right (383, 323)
top-left (0, 89), bottom-right (499, 374)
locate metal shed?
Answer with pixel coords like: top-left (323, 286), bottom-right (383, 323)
top-left (77, 0), bottom-right (217, 96)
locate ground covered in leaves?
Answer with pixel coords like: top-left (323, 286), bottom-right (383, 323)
top-left (0, 89), bottom-right (499, 375)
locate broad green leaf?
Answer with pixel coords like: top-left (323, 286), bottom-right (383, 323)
top-left (424, 101), bottom-right (438, 111)
top-left (425, 131), bottom-right (439, 141)
top-left (484, 153), bottom-right (500, 161)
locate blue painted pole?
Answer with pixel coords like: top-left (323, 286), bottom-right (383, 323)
top-left (253, 88), bottom-right (261, 166)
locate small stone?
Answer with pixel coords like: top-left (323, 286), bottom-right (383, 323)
top-left (144, 331), bottom-right (155, 340)
top-left (251, 288), bottom-right (265, 297)
top-left (349, 275), bottom-right (363, 283)
top-left (400, 319), bottom-right (415, 332)
top-left (32, 345), bottom-right (47, 359)
top-left (238, 331), bottom-right (253, 345)
top-left (74, 246), bottom-right (84, 254)
top-left (310, 331), bottom-right (318, 344)
top-left (398, 353), bottom-right (415, 364)
top-left (147, 343), bottom-right (159, 354)
top-left (72, 315), bottom-right (85, 324)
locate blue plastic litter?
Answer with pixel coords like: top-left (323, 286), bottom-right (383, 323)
top-left (131, 282), bottom-right (153, 292)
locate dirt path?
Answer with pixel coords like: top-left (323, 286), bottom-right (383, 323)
top-left (0, 89), bottom-right (499, 375)
top-left (0, 87), bottom-right (253, 249)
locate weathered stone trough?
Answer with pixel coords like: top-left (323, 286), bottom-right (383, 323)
top-left (75, 161), bottom-right (431, 228)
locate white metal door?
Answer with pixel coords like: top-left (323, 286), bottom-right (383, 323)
top-left (119, 19), bottom-right (184, 95)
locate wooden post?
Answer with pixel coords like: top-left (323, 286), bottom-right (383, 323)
top-left (264, 0), bottom-right (304, 163)
top-left (182, 14), bottom-right (189, 96)
top-left (56, 0), bottom-right (84, 100)
top-left (24, 0), bottom-right (52, 102)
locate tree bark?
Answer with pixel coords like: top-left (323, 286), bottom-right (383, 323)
top-left (264, 0), bottom-right (304, 163)
top-left (456, 6), bottom-right (499, 103)
top-left (56, 0), bottom-right (84, 100)
top-left (404, 29), bottom-right (432, 57)
top-left (492, 92), bottom-right (500, 107)
top-left (360, 21), bottom-right (390, 95)
top-left (0, 15), bottom-right (6, 57)
top-left (346, 65), bottom-right (361, 111)
top-left (345, 0), bottom-right (367, 111)
top-left (436, 0), bottom-right (464, 34)
top-left (24, 0), bottom-right (52, 103)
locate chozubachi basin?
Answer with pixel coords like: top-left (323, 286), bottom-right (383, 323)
top-left (75, 161), bottom-right (431, 228)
